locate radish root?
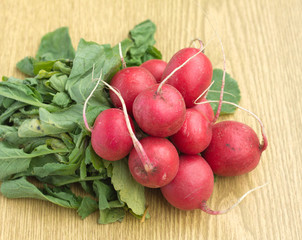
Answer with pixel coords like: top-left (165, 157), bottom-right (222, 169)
top-left (119, 42), bottom-right (127, 69)
top-left (83, 65), bottom-right (102, 132)
top-left (200, 182), bottom-right (268, 215)
top-left (189, 38), bottom-right (205, 52)
top-left (194, 80), bottom-right (215, 103)
top-left (202, 100), bottom-right (268, 151)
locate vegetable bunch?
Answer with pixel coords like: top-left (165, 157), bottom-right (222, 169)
top-left (0, 19), bottom-right (260, 223)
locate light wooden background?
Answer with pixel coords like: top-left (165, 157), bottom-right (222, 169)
top-left (0, 0), bottom-right (301, 239)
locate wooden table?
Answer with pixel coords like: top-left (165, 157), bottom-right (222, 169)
top-left (0, 0), bottom-right (301, 239)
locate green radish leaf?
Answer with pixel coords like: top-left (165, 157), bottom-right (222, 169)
top-left (0, 81), bottom-right (59, 112)
top-left (98, 208), bottom-right (125, 224)
top-left (125, 19), bottom-right (161, 66)
top-left (16, 57), bottom-right (36, 76)
top-left (0, 142), bottom-right (68, 160)
top-left (77, 196), bottom-right (98, 219)
top-left (18, 104), bottom-right (83, 137)
top-left (0, 177), bottom-right (81, 209)
top-left (33, 61), bottom-right (56, 75)
top-left (52, 92), bottom-right (72, 108)
top-left (36, 27), bottom-right (75, 61)
top-left (48, 73), bottom-right (68, 92)
top-left (66, 39), bottom-right (120, 105)
top-left (0, 102), bottom-right (27, 124)
top-left (207, 69), bottom-right (241, 114)
top-left (107, 159), bottom-right (146, 216)
top-left (93, 180), bottom-right (126, 224)
top-left (0, 158), bottom-right (31, 181)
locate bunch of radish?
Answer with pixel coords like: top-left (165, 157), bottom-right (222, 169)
top-left (83, 42), bottom-right (268, 215)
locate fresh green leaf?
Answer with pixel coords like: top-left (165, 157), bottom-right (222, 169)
top-left (125, 19), bottom-right (161, 66)
top-left (33, 61), bottom-right (56, 75)
top-left (36, 70), bottom-right (60, 79)
top-left (52, 92), bottom-right (71, 108)
top-left (80, 158), bottom-right (87, 179)
top-left (207, 69), bottom-right (241, 114)
top-left (16, 57), bottom-right (36, 76)
top-left (18, 104), bottom-right (82, 137)
top-left (32, 162), bottom-right (79, 178)
top-left (2, 98), bottom-right (15, 109)
top-left (43, 184), bottom-right (81, 208)
top-left (46, 138), bottom-right (67, 150)
top-left (77, 196), bottom-right (98, 219)
top-left (0, 101), bottom-right (27, 124)
top-left (48, 73), bottom-right (68, 92)
top-left (60, 133), bottom-right (75, 150)
top-left (66, 39), bottom-right (120, 105)
top-left (109, 159), bottom-right (146, 216)
top-left (93, 180), bottom-right (114, 210)
top-left (98, 208), bottom-right (125, 224)
top-left (93, 180), bottom-right (126, 224)
top-left (0, 177), bottom-right (81, 208)
top-left (85, 144), bottom-right (105, 173)
top-left (0, 81), bottom-right (58, 112)
top-left (53, 61), bottom-right (72, 75)
top-left (128, 20), bottom-right (156, 57)
top-left (33, 60), bottom-right (72, 76)
top-left (0, 158), bottom-right (31, 181)
top-left (36, 27), bottom-right (75, 61)
top-left (142, 45), bottom-right (162, 62)
top-left (0, 142), bottom-right (68, 160)
top-left (38, 175), bottom-right (106, 187)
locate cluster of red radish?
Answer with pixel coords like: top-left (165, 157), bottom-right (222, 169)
top-left (83, 44), bottom-right (268, 215)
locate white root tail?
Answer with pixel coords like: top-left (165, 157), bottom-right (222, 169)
top-left (189, 38), bottom-right (205, 52)
top-left (200, 183), bottom-right (268, 215)
top-left (119, 42), bottom-right (127, 69)
top-left (201, 100), bottom-right (268, 151)
top-left (194, 80), bottom-right (215, 103)
top-left (83, 65), bottom-right (102, 132)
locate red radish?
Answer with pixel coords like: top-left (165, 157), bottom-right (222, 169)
top-left (109, 66), bottom-right (156, 113)
top-left (91, 108), bottom-right (134, 161)
top-left (100, 76), bottom-right (179, 188)
top-left (161, 154), bottom-right (267, 214)
top-left (203, 120), bottom-right (268, 176)
top-left (128, 137), bottom-right (179, 188)
top-left (141, 59), bottom-right (167, 83)
top-left (132, 84), bottom-right (186, 137)
top-left (161, 48), bottom-right (213, 108)
top-left (83, 74), bottom-right (134, 161)
top-left (192, 97), bottom-right (214, 122)
top-left (170, 108), bottom-right (212, 154)
top-left (161, 155), bottom-right (214, 210)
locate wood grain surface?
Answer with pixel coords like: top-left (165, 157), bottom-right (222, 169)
top-left (0, 0), bottom-right (301, 239)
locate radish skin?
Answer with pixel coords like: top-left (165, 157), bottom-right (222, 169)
top-left (170, 108), bottom-right (212, 154)
top-left (192, 97), bottom-right (214, 122)
top-left (203, 121), bottom-right (266, 176)
top-left (132, 84), bottom-right (186, 137)
top-left (128, 137), bottom-right (179, 188)
top-left (161, 155), bottom-right (214, 210)
top-left (141, 59), bottom-right (167, 83)
top-left (91, 109), bottom-right (134, 161)
top-left (161, 48), bottom-right (213, 108)
top-left (109, 67), bottom-right (156, 114)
